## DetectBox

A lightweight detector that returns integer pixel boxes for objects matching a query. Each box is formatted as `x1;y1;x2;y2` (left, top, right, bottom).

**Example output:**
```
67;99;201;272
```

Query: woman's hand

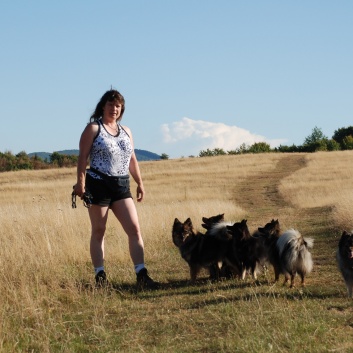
136;184;145;202
73;183;85;198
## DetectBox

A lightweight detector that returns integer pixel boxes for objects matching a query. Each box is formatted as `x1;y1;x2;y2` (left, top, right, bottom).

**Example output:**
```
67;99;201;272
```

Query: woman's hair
90;89;125;122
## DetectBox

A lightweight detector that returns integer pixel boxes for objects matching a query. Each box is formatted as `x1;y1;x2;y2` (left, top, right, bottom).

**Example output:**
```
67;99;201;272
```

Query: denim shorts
85;173;132;207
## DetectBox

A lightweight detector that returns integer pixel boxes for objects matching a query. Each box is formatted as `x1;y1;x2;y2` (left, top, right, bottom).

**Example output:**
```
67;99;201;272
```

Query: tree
326;139;341;151
212;148;226;156
302;127;329;152
228;143;249;155
199;148;215;157
332;126;353;146
275;144;300;153
199;148;227;157
160;153;169;160
342;135;353;150
303;126;327;145
248;142;271;153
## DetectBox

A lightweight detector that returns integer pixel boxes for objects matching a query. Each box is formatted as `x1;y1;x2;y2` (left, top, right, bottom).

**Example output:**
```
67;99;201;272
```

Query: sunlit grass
1;152;353;352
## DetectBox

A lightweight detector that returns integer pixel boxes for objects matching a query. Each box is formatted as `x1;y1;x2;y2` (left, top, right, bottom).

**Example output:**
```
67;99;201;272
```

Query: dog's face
201;213;225;230
172;218;194;248
339;231;353;259
226;219;250;240
258;219;281;238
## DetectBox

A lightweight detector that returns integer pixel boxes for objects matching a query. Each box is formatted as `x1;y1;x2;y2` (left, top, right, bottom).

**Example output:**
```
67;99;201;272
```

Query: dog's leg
273;265;280;282
300;273;306;287
283;274;290;286
242;269;247;280
290;273;296;288
189;265;198;283
251;263;258;280
209;263;220;281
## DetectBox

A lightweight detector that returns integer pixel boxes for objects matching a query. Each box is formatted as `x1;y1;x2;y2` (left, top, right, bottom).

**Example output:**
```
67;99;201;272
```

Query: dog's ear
341;230;351;239
185;218;193;226
174;218;180;225
339;231;353;249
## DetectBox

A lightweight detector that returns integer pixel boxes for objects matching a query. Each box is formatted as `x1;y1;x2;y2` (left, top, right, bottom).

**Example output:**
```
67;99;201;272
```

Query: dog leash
71;186;93;209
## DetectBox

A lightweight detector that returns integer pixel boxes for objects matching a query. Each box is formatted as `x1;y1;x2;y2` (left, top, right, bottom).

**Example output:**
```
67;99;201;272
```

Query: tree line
1;126;352;170
198;126;353;157
0;151;78;172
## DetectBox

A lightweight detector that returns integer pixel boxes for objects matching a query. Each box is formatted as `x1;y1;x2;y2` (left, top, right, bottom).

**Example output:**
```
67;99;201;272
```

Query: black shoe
95;270;108;288
136;268;159;291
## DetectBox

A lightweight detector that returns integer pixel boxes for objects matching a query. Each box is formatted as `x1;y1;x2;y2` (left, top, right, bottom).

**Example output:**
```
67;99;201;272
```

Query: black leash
71;187;93;209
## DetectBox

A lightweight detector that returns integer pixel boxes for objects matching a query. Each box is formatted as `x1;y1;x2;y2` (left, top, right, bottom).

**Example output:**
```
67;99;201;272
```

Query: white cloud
161;117;286;154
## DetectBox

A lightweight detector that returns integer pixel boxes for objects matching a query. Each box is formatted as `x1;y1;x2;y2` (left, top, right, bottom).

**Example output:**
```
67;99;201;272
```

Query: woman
74;89;158;290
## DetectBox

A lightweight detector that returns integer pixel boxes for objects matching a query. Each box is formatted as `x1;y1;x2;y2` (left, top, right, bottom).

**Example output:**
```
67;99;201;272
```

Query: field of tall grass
1;151;353;352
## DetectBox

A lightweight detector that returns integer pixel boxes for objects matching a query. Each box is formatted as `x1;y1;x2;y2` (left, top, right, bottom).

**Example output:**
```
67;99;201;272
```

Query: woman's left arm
124;126;145;202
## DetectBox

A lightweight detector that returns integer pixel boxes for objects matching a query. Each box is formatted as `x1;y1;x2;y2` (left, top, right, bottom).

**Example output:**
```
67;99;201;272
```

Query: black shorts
85;173;132;207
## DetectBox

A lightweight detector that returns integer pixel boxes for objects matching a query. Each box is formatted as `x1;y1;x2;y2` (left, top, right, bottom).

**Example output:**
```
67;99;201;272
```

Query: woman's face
103;100;122;119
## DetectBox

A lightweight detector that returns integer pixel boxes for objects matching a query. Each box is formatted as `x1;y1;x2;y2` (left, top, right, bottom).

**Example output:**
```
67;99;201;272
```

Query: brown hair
90;89;125;122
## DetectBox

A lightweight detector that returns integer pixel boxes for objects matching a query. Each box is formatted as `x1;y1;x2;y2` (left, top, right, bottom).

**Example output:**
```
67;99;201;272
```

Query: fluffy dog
172;217;248;282
276;229;313;287
201;213;225;231
201;213;241;278
337;230;353;297
256;219;282;282
227;220;269;280
172;217;230;282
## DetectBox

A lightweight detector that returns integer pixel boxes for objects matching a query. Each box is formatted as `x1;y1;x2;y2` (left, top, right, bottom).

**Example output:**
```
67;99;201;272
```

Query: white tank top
87;120;133;179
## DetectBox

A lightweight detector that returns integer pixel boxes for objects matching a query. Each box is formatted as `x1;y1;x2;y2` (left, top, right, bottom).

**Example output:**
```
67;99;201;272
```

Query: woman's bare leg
88;205;109;268
110;198;144;266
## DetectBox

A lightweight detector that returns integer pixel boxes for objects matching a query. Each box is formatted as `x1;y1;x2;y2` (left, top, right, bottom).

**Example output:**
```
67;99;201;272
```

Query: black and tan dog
256;219;282;282
172;217;248;282
337;230;353;297
201;213;240;279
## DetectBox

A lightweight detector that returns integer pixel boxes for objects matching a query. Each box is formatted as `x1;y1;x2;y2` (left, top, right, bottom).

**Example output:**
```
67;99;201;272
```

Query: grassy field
1;151;353;352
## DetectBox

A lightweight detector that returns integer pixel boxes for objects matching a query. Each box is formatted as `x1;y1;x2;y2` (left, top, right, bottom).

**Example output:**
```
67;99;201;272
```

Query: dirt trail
235;154;333;241
233;154;336;268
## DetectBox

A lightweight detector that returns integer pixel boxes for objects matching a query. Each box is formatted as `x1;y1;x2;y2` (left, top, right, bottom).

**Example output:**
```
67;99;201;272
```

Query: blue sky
1;1;352;158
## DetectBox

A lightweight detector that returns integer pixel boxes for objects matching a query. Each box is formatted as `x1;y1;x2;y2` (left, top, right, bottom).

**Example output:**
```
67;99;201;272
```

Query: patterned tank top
87;119;133;179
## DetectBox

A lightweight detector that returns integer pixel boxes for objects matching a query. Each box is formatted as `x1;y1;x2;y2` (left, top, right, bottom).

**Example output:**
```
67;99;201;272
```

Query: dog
337;230;353;297
227;220;271;280
172;217;230;282
276;229;313;287
172;217;248;282
201;213;225;231
201;213;241;278
255;219;282;282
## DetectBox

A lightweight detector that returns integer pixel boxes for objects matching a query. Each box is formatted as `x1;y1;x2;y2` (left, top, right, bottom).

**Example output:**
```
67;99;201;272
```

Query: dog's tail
207;221;233;239
277;229;314;274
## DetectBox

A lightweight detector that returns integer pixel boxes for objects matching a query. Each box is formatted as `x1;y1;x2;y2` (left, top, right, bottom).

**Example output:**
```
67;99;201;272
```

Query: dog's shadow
73;276;252;297
73;277;344;303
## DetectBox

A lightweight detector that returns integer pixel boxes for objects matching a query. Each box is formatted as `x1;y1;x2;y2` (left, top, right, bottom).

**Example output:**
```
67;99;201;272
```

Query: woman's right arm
74;123;98;197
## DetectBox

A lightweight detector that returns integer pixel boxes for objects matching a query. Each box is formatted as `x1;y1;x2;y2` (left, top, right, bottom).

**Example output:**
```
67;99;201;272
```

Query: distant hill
28;149;161;162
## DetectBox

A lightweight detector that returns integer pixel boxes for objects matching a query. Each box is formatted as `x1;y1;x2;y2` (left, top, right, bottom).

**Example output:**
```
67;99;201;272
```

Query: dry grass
1;152;353;352
278;151;353;230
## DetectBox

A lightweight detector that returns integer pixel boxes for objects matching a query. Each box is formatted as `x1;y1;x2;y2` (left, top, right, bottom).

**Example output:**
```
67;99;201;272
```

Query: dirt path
233;154;306;218
233;153;337;277
233;154;332;233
